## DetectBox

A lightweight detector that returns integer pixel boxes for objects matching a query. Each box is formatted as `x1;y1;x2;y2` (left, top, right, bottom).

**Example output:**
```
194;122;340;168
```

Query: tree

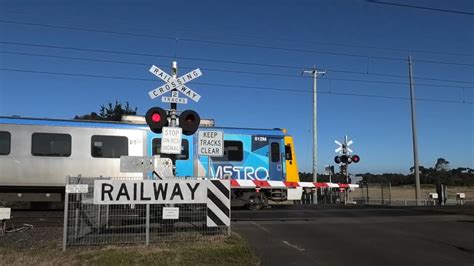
74;101;137;121
435;158;450;171
409;165;427;174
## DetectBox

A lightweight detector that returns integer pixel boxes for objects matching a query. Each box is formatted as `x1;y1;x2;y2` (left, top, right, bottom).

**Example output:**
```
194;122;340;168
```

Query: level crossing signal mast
334;136;360;181
144;61;203;177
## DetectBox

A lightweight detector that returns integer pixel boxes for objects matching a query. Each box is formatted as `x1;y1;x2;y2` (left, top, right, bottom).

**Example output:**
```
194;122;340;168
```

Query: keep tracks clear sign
198;130;224;157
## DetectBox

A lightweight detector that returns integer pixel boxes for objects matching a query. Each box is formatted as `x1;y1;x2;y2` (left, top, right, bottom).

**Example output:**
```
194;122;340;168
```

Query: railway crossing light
335;155;360;164
179;110;200;135
145;107;168;133
340;155;349;164
342;155;361;164
146;107;201;135
351;154;360;163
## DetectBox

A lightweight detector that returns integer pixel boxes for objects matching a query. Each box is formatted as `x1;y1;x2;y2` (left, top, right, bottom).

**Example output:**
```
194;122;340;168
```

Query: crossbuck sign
148;65;202;103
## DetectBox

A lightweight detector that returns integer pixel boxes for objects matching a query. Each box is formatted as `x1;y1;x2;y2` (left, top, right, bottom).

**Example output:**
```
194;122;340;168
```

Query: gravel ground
1;226;63;249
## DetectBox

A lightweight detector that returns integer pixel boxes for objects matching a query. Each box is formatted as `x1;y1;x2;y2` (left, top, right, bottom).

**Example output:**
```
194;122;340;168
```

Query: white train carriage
0;117;147;206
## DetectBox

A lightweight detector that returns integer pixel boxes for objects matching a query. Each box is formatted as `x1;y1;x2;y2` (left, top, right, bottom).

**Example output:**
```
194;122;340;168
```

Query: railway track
6;210;64;228
5;205;473;227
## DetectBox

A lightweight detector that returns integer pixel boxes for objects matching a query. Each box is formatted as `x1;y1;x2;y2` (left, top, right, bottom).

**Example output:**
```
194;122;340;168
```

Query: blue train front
146;127;299;182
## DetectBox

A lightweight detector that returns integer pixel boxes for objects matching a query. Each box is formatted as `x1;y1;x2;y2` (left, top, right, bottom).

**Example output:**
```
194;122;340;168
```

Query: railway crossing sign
335;136;353;154
162;91;188;104
148;65;202;102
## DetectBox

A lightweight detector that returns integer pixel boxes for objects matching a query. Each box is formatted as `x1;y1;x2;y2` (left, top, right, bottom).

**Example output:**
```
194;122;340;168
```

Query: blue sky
0;0;473;174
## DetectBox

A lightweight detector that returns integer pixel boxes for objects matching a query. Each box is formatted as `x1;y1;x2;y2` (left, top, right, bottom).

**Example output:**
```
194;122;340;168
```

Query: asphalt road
232;205;474;266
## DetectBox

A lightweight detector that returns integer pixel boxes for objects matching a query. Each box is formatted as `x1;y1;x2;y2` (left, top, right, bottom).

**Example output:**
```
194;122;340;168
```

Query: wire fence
63;176;229;250
357;182;392;205
353;182;472;206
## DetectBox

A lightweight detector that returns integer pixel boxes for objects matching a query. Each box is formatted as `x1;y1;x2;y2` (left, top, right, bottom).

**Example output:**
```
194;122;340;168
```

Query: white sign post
198;130;224;178
161;127;182;154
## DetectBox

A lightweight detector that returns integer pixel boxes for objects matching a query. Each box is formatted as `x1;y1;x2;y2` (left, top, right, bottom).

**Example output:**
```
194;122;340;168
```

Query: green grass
0;234;259;266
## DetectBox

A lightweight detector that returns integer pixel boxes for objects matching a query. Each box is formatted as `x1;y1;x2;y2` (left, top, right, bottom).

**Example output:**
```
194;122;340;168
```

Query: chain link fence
63;176;229;250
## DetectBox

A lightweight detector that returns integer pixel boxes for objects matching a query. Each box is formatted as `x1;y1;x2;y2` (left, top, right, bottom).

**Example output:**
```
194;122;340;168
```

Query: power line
367;0;474;16
1;19;473;67
326;68;474;85
0;19;175;41
179;39;474;67
0;67;471;105
2;50;473;90
164;25;474;58
2;41;474;85
2;19;472;57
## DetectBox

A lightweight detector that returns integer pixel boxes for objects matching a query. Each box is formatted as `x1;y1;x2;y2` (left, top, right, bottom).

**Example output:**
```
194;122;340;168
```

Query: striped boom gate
206;179;231;227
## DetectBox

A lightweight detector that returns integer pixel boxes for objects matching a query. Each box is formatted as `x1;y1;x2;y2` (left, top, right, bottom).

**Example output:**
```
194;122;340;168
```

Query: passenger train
0;115;302;209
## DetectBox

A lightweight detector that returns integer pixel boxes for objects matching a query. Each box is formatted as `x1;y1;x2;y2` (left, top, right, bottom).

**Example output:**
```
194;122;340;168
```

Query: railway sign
161;127;182;154
335;136;353;154
161;91;188;103
148;65;202;102
65;184;89;194
162;96;188;104
93;180;207;204
0;208;11;220
162;207;180;219
198;130;224;157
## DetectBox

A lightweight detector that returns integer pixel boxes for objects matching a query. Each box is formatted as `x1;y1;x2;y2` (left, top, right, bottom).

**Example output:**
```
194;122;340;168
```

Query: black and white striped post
206;179;231;234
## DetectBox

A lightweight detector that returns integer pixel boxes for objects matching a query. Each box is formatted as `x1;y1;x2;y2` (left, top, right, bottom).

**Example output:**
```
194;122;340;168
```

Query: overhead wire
366;0;474;16
2;50;473;90
1;19;473;57
0;19;473;67
0;67;471;105
2;41;473;85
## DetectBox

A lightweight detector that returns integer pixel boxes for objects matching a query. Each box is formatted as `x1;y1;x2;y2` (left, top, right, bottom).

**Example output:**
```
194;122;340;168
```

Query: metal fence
354;182;472;206
357;182;392;205
63;176;229;250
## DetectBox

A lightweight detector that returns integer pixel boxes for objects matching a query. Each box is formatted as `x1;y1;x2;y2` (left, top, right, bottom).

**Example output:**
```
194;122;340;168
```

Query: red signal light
184;114;195;123
352;155;360;163
145;107;168;134
151;113;161;122
179;110;200;135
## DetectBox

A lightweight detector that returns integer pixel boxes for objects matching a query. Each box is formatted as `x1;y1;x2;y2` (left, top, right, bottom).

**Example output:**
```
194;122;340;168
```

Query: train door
268;138;284;181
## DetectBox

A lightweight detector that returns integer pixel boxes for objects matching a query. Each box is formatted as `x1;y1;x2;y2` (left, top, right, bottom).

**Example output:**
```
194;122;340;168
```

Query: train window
285;145;293;160
32;133;71;157
91;135;128;158
213;141;243;162
271;142;280;162
0;131;11;155
152;138;189;160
